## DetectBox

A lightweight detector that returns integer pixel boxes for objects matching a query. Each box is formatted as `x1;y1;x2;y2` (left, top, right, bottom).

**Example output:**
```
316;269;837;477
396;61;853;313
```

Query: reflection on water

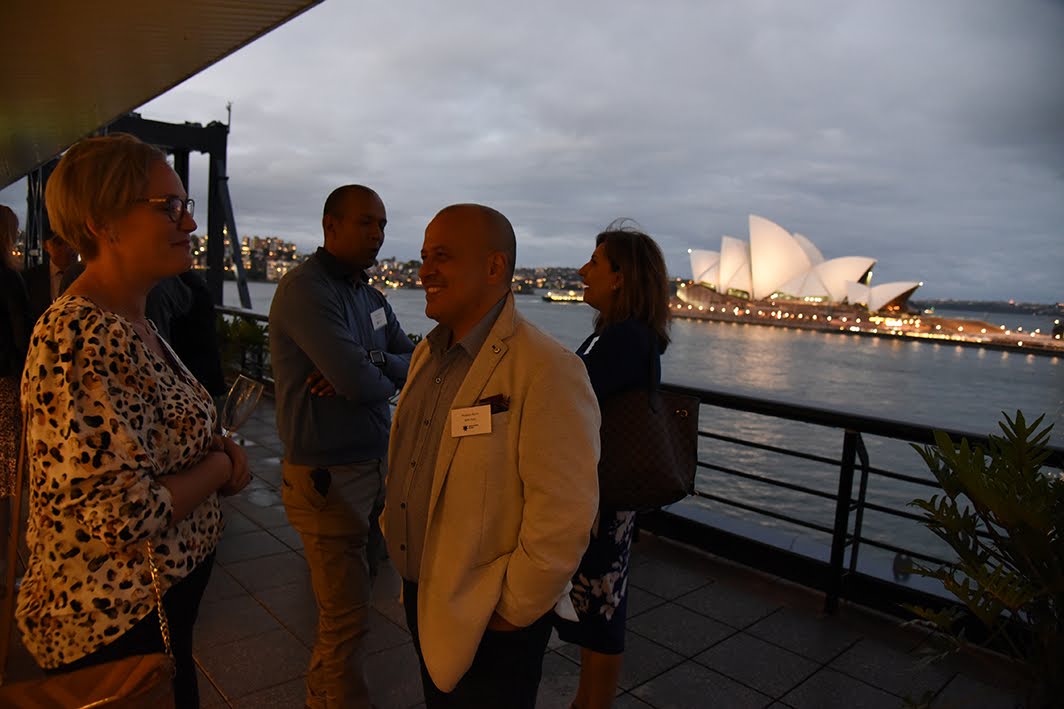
660;314;1063;443
227;283;1062;563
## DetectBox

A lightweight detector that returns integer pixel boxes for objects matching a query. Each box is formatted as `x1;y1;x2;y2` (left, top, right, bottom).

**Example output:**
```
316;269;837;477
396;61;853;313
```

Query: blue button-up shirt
269;248;415;465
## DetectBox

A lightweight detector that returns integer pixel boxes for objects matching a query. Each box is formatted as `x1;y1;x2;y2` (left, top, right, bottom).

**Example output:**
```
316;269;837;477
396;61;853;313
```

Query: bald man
382;204;600;707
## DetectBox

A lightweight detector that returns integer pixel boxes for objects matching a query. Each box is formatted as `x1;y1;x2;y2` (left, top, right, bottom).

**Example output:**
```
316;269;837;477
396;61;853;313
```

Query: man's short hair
323;185;379;220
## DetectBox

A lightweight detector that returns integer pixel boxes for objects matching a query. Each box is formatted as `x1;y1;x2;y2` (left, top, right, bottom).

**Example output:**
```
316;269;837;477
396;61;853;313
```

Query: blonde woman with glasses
16;133;250;707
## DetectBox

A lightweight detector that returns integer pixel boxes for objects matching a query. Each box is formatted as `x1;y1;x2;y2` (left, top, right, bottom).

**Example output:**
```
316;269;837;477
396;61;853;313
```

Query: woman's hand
211;435;251;496
159;440;246;526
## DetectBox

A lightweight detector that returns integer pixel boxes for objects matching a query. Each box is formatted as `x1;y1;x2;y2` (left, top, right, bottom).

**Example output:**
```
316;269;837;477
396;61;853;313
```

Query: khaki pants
282;459;386;709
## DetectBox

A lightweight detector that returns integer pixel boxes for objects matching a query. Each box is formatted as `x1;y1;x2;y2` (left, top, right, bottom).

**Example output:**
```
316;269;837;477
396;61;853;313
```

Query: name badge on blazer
451;405;492;437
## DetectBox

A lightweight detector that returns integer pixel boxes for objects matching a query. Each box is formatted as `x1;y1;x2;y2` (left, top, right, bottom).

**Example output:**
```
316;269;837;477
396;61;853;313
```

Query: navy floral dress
555;319;659;654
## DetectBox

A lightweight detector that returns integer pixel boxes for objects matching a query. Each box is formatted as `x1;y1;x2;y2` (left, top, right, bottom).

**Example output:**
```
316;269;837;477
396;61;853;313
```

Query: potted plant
908;411;1063;707
216;314;270;381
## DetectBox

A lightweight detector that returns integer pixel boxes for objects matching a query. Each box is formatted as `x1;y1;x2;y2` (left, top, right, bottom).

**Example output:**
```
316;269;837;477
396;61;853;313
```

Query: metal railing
652;382;1064;616
209;305;1063;618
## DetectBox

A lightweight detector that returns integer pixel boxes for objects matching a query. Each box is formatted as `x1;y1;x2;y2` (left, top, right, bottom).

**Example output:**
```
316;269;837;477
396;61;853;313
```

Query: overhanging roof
0;0;323;189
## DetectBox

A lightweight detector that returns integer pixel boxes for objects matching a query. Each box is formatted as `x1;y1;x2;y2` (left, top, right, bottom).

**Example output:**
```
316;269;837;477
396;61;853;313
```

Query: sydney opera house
686;215;922;313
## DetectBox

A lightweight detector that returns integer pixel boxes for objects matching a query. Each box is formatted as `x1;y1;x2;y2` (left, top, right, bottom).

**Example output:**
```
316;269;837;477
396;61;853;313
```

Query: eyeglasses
135;196;195;223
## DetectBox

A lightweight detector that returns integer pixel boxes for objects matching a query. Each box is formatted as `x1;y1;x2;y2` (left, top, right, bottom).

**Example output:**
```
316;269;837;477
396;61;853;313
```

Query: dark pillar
23;159;58;269
204;122;229;306
173;149;190;191
206;154;226;306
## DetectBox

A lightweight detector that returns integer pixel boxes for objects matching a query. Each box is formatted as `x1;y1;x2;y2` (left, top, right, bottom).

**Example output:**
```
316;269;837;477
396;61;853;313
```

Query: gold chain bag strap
144;539;176;676
69;540;176;709
0;410;177;708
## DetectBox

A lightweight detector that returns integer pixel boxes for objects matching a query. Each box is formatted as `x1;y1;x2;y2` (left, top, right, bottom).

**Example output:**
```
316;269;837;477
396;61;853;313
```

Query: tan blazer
383;294;600;691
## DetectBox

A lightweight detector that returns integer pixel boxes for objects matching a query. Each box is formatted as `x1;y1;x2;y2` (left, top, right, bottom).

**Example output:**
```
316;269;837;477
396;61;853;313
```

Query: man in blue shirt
269;184;415;709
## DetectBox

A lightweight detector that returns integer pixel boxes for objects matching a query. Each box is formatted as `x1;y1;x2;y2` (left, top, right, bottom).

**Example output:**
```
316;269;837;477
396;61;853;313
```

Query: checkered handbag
596;381;699;512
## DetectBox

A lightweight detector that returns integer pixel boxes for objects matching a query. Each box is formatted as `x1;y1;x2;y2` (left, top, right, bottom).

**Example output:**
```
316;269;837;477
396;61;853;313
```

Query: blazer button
400;544;406;551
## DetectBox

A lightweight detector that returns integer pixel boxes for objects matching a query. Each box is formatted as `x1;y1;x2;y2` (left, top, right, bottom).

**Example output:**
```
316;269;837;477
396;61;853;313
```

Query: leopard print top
16;296;223;668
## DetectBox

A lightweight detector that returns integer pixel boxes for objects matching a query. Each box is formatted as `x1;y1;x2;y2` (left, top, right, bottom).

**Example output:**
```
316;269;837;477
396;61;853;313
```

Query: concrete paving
5;399;1032;708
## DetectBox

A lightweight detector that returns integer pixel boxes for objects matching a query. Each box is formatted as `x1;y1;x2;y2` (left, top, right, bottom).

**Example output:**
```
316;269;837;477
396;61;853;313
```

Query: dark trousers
46;553;215;709
402;579;553;709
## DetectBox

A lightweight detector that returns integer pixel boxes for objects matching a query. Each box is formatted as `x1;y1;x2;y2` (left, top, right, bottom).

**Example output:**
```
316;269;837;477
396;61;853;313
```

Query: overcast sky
3;0;1062;301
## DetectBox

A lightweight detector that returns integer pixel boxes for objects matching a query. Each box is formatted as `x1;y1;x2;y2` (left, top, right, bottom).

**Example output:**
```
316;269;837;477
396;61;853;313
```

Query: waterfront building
266;259;297;282
689;215;922;313
190;233;305;280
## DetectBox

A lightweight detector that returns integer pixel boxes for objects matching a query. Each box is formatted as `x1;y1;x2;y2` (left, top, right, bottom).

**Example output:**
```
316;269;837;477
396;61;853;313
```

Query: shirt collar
427;293;508;360
314;246;368;284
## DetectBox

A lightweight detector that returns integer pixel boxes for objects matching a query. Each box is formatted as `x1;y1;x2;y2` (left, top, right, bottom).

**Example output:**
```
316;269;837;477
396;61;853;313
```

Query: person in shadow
24;219;78;324
0;204;31;598
169;269;227;398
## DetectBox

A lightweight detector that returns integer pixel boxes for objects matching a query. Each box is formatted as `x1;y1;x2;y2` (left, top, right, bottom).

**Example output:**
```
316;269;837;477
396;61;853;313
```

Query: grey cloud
3;0;1060;302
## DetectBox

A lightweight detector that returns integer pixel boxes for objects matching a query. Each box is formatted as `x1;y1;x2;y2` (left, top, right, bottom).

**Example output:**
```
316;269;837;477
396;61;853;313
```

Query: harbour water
225;281;1063;567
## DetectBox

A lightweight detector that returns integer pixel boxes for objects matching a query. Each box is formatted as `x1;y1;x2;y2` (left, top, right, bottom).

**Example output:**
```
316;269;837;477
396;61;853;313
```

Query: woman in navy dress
556;221;671;709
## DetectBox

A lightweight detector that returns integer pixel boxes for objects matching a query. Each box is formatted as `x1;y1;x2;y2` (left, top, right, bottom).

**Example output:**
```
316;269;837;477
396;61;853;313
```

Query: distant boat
543;290;584;303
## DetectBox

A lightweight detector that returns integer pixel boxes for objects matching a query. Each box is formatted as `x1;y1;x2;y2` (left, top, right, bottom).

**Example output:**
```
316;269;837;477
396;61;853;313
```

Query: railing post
825;429;858;613
848;434;871;575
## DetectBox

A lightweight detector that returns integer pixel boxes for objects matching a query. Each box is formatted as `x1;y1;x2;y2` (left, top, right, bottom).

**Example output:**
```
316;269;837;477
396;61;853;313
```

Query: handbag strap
144;541;175;676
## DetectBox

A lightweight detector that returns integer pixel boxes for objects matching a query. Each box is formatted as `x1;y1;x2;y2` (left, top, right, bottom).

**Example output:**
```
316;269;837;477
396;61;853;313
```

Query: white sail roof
777;270;829;299
687;215;920;311
748;215;813;300
792;232;825;266
719;236;752;294
688;249;720;288
815;256;875;302
867;282;922;312
846;281;870;306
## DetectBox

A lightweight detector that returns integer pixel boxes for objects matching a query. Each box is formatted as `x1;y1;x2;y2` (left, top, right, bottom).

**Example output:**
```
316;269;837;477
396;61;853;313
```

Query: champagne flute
220;374;265;438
